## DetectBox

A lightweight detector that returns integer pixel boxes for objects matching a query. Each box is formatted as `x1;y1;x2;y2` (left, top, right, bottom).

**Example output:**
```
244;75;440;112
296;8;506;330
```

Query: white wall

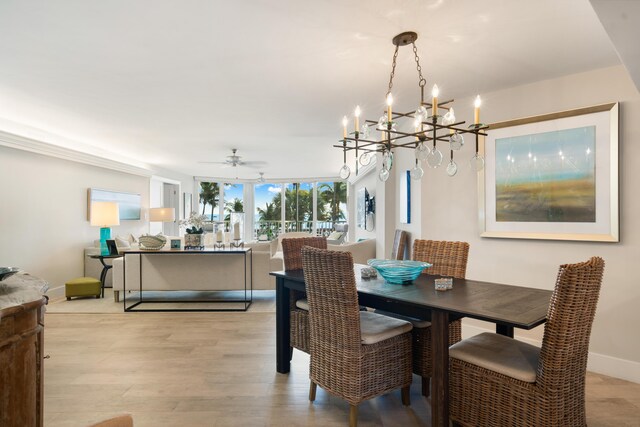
420;65;640;382
149;178;164;234
0;146;149;293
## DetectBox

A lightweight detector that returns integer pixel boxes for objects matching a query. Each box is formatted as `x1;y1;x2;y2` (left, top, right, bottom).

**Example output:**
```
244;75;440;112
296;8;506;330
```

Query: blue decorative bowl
367;259;431;285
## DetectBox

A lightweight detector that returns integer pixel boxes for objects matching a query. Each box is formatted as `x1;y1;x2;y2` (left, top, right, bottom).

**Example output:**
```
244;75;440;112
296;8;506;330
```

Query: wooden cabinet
0;296;47;427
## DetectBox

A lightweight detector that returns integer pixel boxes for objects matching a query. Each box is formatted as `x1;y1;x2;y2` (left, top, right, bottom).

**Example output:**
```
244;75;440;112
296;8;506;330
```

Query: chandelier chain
412;42;426;88
386;45;399;97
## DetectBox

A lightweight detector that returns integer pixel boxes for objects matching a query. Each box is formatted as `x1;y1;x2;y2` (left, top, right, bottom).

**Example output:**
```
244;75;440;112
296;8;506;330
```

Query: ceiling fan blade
197;161;227;165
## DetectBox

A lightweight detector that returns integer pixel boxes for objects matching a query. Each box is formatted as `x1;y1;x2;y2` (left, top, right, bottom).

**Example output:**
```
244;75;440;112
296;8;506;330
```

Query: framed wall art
87;188;141;221
357;187;368;229
400;170;411;224
183;192;192;218
478;102;619;242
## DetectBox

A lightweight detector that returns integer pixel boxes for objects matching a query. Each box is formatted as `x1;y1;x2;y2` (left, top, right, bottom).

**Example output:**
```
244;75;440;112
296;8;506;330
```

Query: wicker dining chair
449;256;605;427
301;247;413;427
281;236;327;354
412;239;470;397
391;229;409;260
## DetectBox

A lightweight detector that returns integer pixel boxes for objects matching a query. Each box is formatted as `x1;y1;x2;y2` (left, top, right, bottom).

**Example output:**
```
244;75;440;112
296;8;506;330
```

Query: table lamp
90;201;120;255
149;207;176;223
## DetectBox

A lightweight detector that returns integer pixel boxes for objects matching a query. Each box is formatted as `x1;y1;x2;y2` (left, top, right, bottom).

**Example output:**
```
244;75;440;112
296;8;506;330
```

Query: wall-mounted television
87;188;142;221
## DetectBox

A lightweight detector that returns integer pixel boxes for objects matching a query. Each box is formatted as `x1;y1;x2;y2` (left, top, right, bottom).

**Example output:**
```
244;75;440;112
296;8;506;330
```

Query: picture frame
170;239;181;250
478;102;619;242
357;187;368;229
106;239;119;255
400;170;411;224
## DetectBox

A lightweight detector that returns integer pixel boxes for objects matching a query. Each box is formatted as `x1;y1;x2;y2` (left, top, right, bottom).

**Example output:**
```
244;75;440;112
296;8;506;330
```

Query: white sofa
110;238;276;302
270;232;376;268
328;238;376;265
91;233;376;302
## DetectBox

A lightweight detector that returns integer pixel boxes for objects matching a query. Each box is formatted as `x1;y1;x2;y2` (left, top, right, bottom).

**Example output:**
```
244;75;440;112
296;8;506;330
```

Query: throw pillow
327;231;344;241
115;236;131;249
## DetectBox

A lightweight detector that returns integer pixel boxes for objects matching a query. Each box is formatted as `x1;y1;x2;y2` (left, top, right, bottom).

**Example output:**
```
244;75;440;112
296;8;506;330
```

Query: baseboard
47;285;65;299
586;352;640;384
462;323;640;384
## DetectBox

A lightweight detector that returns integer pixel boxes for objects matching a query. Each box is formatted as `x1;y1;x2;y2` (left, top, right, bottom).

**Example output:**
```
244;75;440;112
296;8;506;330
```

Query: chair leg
401;385;411;406
421;377;430;397
349;405;358;427
309;381;317;402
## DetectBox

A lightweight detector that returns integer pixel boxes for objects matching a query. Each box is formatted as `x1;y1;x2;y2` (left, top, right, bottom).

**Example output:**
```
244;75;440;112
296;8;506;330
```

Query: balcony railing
201;220;346;241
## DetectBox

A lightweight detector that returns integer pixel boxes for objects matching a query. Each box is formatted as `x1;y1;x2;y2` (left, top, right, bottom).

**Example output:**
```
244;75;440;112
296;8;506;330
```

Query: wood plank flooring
43;311;640;426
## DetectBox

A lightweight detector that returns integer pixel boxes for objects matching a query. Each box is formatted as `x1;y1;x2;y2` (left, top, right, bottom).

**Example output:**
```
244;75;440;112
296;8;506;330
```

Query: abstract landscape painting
495;126;596;222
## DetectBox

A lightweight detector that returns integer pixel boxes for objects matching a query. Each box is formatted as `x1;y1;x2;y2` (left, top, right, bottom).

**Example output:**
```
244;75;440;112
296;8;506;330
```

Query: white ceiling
0;0;621;180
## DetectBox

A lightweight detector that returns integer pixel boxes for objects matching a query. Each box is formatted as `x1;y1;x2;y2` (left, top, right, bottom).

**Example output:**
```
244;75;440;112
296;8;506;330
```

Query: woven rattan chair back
301;247;361;355
282;237;327;271
391;230;409;260
537;256;605;396
449;257;604;427
302;247;413;423
412;239;469;279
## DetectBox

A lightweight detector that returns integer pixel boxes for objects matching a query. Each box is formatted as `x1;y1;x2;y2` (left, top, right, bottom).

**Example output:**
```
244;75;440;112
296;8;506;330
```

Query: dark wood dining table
271;264;553;427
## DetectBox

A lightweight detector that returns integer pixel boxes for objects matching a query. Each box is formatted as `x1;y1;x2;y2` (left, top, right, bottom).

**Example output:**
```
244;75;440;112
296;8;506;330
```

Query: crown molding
0;130;153;177
193;175;343;184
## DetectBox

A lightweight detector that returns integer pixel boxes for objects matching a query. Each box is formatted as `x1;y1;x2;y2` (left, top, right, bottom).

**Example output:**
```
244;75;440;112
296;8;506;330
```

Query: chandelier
336;31;488;182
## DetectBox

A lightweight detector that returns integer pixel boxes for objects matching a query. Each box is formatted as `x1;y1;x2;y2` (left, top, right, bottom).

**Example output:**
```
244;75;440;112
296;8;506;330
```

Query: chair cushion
449;332;540;383
373;309;431;328
295;298;309;311
359;311;413;345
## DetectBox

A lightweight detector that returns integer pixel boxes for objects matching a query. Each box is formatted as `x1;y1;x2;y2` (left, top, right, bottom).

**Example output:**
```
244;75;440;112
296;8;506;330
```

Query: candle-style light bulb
342;115;348;138
355;105;361;133
474;95;482;124
414;118;421;141
431;84;439;117
386;93;393;122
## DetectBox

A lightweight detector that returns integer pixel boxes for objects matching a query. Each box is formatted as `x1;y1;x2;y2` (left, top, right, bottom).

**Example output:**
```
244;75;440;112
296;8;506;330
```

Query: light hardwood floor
44;310;640;426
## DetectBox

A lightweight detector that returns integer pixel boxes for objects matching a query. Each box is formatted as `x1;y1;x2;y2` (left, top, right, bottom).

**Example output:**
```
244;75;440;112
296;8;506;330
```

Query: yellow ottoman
65;277;102;300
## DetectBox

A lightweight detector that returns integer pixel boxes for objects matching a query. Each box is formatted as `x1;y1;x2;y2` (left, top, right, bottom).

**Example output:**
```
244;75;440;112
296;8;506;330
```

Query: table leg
98;258;110;299
496;324;514;338
276;277;291;373
431;309;450;427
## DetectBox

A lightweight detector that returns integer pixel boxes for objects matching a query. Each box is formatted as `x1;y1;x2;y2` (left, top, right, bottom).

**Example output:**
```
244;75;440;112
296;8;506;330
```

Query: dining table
271;264;553;427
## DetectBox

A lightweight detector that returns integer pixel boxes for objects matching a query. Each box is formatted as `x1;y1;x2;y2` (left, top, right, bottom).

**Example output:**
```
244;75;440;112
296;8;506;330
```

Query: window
223;183;244;232
196;179;348;241
198;182;220;223
254;182;282;240
317;181;348;236
284;182;313;233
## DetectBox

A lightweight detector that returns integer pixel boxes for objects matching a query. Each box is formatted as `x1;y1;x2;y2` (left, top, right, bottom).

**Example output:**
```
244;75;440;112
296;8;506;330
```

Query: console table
0;273;49;427
122;248;252;312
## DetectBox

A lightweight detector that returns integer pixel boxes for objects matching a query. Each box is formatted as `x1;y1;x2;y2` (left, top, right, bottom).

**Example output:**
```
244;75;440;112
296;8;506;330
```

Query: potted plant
180;212;207;249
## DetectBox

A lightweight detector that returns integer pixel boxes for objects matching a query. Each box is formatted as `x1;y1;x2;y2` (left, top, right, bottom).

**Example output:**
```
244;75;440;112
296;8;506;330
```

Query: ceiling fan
199;148;267;168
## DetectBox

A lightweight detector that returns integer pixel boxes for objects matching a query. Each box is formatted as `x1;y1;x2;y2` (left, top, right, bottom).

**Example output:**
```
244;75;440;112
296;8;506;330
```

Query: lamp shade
90;202;120;227
149;207;176;222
